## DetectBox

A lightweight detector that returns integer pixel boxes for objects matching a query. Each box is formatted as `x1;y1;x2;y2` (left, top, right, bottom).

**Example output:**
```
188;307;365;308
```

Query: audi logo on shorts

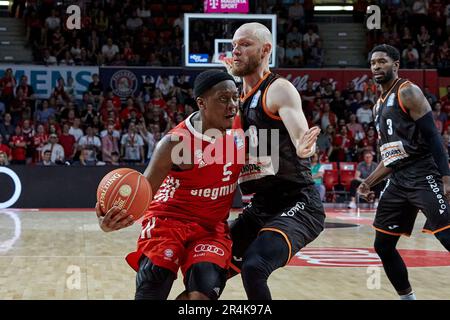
194;244;225;256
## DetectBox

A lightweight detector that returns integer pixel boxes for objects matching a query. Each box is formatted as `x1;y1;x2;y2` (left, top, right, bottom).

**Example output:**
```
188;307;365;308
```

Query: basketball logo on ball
96;168;153;221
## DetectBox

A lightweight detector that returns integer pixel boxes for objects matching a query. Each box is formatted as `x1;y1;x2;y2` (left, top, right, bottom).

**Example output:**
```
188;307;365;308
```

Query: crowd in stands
13;0;321;68
363;0;450;70
0;69;196;166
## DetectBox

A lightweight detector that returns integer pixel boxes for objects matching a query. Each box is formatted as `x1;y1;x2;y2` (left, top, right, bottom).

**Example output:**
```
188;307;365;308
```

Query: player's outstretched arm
358;161;392;201
399;83;450;199
266;78;320;158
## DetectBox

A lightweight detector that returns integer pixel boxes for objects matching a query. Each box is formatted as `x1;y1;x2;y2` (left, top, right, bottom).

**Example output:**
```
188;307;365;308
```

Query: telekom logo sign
204;0;249;13
210;0;219;9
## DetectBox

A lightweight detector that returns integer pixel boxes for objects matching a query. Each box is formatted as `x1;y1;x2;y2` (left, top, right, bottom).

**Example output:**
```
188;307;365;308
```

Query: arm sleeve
415;111;450;176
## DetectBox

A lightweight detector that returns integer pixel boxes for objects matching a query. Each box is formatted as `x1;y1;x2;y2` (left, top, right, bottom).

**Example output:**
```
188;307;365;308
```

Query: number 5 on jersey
222;162;232;182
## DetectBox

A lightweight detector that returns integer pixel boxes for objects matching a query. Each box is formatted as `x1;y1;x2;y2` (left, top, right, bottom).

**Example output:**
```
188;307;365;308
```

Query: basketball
96;168;152;221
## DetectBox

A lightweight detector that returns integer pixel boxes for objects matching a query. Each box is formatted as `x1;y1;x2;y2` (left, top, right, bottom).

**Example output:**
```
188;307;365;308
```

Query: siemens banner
0;65;99;99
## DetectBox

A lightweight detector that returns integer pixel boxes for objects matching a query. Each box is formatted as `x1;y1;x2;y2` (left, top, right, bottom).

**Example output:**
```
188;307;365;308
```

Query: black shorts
374;176;450;237
229;184;325;271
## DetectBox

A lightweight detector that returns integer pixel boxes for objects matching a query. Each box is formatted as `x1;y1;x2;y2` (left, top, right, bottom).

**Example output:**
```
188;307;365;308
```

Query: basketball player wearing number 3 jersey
357;44;450;300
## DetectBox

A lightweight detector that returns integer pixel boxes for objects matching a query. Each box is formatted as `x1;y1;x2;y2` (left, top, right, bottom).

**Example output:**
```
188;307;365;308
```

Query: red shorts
126;216;232;277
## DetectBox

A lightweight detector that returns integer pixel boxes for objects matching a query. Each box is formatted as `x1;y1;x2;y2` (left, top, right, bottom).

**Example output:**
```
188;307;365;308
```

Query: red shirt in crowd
58;133;76;160
10;135;27;161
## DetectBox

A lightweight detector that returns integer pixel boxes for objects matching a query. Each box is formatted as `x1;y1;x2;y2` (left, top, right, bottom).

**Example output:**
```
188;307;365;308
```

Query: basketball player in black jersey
223;22;326;300
358;44;450;300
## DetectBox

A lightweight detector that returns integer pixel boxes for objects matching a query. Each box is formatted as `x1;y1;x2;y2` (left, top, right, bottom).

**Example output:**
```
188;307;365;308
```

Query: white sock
399;291;416;300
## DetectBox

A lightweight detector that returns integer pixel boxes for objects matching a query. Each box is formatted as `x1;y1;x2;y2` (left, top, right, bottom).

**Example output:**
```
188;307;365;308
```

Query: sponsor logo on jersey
426;175;447;213
380;140;409;166
194;244;225;256
238;155;275;183
386;93;396;107
280;202;306;216
250;90;261;108
190;182;238;200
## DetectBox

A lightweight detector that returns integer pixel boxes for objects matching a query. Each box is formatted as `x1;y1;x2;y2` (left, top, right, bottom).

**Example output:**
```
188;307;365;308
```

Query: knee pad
135;255;175;300
185;262;227;300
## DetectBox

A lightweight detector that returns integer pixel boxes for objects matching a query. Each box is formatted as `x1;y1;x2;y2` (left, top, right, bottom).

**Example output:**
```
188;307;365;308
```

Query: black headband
193;70;236;98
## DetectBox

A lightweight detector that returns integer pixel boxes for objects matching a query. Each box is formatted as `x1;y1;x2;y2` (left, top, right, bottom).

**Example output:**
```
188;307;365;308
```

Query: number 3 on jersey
386;119;393;135
222;162;232;182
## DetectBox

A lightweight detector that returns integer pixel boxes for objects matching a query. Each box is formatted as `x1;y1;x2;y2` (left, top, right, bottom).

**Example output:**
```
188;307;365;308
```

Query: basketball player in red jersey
358;44;450;300
223;23;325;300
96;70;243;300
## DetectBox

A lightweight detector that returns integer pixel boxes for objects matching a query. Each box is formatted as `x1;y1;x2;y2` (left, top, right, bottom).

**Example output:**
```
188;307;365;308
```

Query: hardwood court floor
0;208;448;300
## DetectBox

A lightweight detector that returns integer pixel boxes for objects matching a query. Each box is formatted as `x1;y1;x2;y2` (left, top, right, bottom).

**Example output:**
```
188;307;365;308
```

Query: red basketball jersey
145;112;245;229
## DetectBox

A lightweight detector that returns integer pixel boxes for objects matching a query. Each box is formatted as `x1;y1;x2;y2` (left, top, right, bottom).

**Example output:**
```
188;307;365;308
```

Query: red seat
323;170;339;191
339;170;356;191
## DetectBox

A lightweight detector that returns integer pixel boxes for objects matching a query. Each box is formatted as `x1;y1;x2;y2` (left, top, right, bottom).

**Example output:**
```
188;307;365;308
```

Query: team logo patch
110;70;138;98
164;249;174;258
250;90;261;108
386;93;396;107
119;184;132;197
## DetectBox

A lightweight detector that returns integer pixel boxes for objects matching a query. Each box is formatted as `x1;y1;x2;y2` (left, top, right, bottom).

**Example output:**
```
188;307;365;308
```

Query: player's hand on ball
357;182;375;202
297;126;320;158
95;202;134;232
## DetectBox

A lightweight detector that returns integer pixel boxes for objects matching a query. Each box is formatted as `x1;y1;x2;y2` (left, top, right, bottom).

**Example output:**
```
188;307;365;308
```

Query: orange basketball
96;168;152;221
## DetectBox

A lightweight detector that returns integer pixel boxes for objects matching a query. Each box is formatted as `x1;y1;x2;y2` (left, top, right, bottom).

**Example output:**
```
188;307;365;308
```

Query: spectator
69;117;84;143
81;103;98;127
348;151;382;209
0;151;9;166
357;125;378;160
317;125;335;161
101;38;119;63
16;75;35;102
41;133;65;164
137;120;156;164
87;73;104;101
423;86;438;106
0;134;12;162
126;10;143;33
330;125;354;162
101;123;120;164
310;152;326;202
0;68;16;106
347;113;365;142
59;123;77;162
78;126;101;162
441;85;450;113
37;149;55;166
9;125;27;164
309;39;324;67
303;27;319;49
0;113;15;141
285;40;304;66
121;122;144;165
73;147;97;166
110;151;121;166
32;123;48;163
432;102;447;134
319;102;337;131
44;9;61;33
286;26;302;44
35;99;56;125
356;100;373;124
402;43;420;68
